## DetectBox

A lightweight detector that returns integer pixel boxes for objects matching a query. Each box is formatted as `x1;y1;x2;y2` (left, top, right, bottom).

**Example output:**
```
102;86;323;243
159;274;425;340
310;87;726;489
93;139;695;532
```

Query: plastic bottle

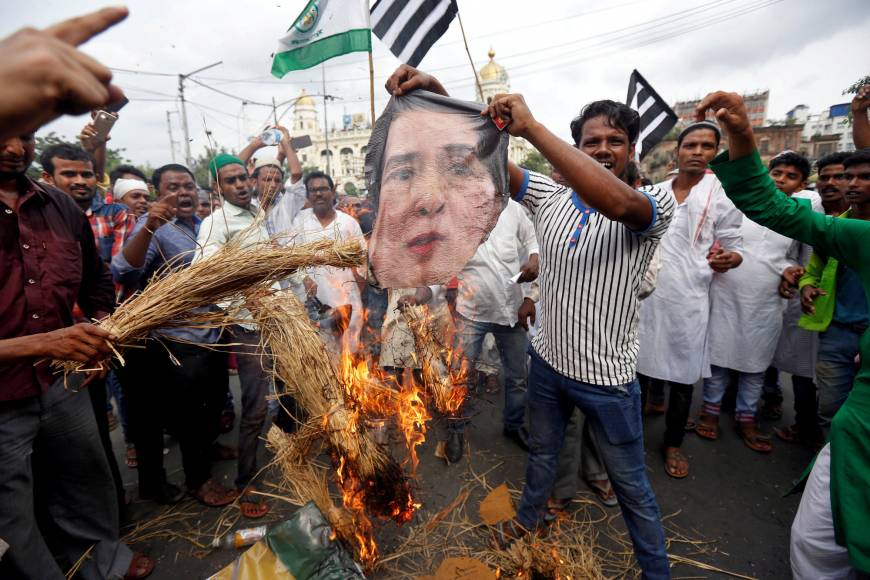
211;525;268;549
261;128;282;146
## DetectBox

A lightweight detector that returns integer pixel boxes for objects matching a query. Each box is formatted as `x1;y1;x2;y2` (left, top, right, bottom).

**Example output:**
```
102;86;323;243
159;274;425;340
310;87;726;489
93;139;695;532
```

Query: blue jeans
517;351;669;579
816;322;862;429
703;365;764;423
454;314;529;431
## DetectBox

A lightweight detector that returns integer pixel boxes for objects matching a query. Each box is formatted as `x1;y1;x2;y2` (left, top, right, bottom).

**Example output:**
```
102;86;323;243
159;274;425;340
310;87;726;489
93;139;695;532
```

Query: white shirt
290;209;366;351
637;173;743;384
456;200;539;327
193;200;273;329
707;190;822;373
772;190;823;377
265;178;307;240
518;170;676;387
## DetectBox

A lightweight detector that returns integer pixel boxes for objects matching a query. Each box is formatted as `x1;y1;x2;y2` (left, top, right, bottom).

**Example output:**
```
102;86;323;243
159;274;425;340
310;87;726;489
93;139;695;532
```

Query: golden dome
479;48;505;82
295;89;315;107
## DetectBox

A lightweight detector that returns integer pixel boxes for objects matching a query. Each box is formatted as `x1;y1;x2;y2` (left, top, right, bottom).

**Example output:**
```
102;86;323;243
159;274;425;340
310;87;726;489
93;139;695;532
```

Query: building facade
798;103;855;153
292;50;530;196
674;90;769;127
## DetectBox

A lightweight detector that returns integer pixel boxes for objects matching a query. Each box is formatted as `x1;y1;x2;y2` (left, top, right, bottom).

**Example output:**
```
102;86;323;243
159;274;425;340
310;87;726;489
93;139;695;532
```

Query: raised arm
238;133;266;166
696;91;870;269
277;125;303;183
484;94;654;230
80;119;107;183
852;84;870;150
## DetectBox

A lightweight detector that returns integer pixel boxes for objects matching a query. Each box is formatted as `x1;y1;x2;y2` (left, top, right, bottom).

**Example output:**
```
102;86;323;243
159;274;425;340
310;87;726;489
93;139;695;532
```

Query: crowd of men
0;7;868;580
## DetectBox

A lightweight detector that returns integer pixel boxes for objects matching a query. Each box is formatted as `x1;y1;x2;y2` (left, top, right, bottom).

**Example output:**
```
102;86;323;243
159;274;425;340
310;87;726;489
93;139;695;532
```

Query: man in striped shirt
386;65;675;578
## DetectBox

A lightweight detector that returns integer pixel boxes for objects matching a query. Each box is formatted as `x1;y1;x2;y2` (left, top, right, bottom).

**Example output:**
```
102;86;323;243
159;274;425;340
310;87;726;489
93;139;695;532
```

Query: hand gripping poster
364;90;509;288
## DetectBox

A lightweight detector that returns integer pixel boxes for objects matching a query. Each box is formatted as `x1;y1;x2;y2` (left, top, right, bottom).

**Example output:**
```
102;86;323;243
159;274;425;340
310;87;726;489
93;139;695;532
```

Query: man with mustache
194;154;276;519
814;152;851;216
0;133;153;579
40;143;136;265
290;171;365;352
636;121;743;479
112;163;237;509
40;141;135;512
385;65;675;578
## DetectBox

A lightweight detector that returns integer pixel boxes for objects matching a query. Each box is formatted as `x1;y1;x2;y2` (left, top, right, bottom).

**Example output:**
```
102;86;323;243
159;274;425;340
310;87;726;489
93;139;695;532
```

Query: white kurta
290;209;365;351
771;191;823;377
456;200;539;327
637;173;743;384
707;194;817;374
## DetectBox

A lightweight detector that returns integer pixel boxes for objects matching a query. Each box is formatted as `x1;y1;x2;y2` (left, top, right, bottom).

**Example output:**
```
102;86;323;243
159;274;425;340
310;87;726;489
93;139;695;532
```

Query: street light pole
177;60;223;168
165;110;178;162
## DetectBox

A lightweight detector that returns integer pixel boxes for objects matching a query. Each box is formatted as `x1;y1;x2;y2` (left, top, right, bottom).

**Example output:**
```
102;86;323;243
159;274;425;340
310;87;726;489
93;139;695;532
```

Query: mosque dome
295;89;316;107
479;48;506;82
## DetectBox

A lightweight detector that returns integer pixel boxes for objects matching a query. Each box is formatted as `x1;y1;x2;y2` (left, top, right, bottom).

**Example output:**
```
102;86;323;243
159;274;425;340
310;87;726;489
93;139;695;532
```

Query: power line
186;77;273;107
105;0;742;86
107;0;785;128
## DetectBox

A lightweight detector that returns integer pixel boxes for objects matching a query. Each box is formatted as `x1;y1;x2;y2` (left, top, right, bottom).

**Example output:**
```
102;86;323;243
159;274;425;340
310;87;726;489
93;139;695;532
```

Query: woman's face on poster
369;110;503;288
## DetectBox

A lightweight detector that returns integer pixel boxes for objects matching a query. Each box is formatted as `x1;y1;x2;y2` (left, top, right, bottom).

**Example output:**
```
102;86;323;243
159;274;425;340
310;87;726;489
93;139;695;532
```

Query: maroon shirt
0;177;115;401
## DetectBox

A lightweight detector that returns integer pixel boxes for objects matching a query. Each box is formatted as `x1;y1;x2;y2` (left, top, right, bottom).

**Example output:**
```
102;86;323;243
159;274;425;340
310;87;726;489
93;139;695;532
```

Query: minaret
292;89;318;133
477;48;509;103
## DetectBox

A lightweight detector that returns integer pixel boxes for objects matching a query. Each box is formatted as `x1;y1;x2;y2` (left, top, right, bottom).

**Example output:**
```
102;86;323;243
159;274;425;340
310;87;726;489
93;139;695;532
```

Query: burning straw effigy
249;290;418;570
54;236;367;374
401;304;467;417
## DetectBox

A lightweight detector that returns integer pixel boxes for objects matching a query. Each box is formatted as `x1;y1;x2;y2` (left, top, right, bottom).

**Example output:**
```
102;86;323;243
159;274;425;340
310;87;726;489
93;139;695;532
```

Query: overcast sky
4;0;867;168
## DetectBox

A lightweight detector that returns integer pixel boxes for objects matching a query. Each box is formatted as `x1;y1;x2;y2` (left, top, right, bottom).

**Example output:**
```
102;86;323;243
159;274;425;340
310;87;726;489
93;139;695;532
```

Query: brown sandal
190;478;238;507
239;489;270;518
737;422;772;453
544;497;569;522
586;478;618;507
663;447;689;479
694;414;719;440
124;552;154;579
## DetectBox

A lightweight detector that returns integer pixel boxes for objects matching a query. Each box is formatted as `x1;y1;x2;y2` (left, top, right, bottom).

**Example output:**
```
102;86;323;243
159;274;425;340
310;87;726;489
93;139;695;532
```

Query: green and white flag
272;0;371;77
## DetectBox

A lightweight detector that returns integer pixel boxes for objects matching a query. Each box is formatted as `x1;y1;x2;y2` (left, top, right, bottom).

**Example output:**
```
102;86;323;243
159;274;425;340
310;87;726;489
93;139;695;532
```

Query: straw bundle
248;291;387;478
56;237;365;373
265;425;354;535
402;305;467;416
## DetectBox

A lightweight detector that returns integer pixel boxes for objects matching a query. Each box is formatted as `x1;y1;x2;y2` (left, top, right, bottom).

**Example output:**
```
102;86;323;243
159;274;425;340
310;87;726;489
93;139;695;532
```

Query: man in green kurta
695;90;870;577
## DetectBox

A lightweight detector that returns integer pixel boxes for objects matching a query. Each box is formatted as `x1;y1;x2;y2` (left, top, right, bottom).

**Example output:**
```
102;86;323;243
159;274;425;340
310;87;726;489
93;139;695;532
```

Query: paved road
113;373;812;579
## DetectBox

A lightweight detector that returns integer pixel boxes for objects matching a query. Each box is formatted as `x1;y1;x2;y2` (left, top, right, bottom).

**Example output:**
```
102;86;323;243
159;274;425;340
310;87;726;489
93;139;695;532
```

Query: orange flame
396;373;430;475
335;454;379;568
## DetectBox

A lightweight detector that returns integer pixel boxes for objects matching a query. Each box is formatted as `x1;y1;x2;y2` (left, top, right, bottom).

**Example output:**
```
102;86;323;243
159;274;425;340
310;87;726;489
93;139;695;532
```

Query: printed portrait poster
364;90;510;288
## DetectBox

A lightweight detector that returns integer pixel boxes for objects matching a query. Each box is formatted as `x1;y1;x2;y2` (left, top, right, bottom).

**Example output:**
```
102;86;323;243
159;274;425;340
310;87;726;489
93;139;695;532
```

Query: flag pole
455;2;482;101
367;1;376;125
321;64;331;175
368;50;376;124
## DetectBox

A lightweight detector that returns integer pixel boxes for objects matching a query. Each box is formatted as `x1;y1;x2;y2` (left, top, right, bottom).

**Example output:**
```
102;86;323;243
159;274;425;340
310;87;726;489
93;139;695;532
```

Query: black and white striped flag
626;69;677;160
371;0;458;67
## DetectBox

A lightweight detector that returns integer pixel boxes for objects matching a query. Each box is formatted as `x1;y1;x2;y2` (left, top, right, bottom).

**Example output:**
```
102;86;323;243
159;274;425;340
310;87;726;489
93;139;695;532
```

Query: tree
344;182;358;196
841;75;869;126
27;131;132;180
189;145;231;187
843;75;870;96
519;150;551;175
